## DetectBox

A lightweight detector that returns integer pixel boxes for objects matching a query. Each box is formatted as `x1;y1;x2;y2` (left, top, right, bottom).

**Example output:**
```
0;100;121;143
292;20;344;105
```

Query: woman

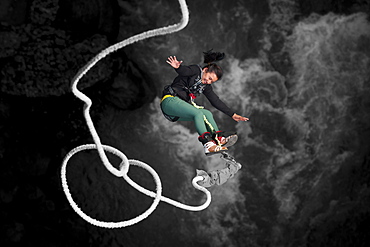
160;50;249;155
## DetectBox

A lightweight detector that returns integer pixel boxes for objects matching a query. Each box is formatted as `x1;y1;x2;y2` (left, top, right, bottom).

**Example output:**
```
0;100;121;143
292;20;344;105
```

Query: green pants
161;96;219;135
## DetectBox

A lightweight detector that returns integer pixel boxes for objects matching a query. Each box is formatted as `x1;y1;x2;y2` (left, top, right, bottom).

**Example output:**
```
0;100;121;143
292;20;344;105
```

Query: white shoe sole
222;135;238;148
205;150;225;156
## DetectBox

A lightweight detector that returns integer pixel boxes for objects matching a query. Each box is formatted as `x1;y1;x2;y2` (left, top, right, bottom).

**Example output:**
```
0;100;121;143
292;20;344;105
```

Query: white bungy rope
61;0;212;229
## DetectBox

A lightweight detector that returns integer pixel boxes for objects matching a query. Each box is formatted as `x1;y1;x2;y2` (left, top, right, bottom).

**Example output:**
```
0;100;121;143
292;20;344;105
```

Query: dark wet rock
55;0;120;41
299;0;370;16
0;0;118;97
103;60;157;110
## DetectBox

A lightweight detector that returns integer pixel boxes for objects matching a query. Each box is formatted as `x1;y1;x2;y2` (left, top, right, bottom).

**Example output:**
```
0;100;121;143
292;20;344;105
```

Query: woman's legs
161;97;219;135
200;108;219;133
161;96;230;155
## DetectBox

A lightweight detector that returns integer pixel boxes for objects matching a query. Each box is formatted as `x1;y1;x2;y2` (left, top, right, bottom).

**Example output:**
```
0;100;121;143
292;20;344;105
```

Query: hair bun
203;49;225;64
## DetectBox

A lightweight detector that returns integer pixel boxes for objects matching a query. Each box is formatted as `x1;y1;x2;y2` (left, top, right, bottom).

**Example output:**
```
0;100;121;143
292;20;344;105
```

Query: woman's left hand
166;56;183;69
232;113;249;122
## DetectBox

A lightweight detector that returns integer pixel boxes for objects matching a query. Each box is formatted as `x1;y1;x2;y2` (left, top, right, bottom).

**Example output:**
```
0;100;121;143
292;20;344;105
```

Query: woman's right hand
166;56;183;69
232;113;249;122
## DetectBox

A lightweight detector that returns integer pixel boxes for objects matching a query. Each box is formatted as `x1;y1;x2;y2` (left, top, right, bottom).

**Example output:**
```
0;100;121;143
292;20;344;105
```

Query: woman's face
201;69;218;84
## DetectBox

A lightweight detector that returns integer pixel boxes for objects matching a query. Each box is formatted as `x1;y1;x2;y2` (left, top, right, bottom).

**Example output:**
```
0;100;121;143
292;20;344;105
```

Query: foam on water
127;12;370;246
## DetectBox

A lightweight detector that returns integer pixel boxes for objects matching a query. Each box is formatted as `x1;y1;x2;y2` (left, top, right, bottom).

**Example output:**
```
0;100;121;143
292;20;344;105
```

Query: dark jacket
162;64;234;117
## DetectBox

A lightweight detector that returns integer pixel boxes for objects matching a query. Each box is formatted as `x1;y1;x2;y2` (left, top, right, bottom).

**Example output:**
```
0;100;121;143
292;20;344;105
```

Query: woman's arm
203;86;234;116
204;86;249;122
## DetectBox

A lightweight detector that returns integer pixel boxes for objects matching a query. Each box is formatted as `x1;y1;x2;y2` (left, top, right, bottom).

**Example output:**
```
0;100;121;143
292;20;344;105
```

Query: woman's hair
203;49;225;80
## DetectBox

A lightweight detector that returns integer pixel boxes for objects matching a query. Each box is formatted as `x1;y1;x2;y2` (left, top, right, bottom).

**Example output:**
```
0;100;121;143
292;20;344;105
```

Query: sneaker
214;131;238;147
204;140;227;156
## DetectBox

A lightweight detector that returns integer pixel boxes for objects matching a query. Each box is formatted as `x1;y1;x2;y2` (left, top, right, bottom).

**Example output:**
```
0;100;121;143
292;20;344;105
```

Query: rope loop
61;144;162;228
61;0;212;229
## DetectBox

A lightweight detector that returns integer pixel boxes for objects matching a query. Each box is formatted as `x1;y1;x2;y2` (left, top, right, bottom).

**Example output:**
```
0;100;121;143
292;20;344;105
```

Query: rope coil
61;0;212;228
